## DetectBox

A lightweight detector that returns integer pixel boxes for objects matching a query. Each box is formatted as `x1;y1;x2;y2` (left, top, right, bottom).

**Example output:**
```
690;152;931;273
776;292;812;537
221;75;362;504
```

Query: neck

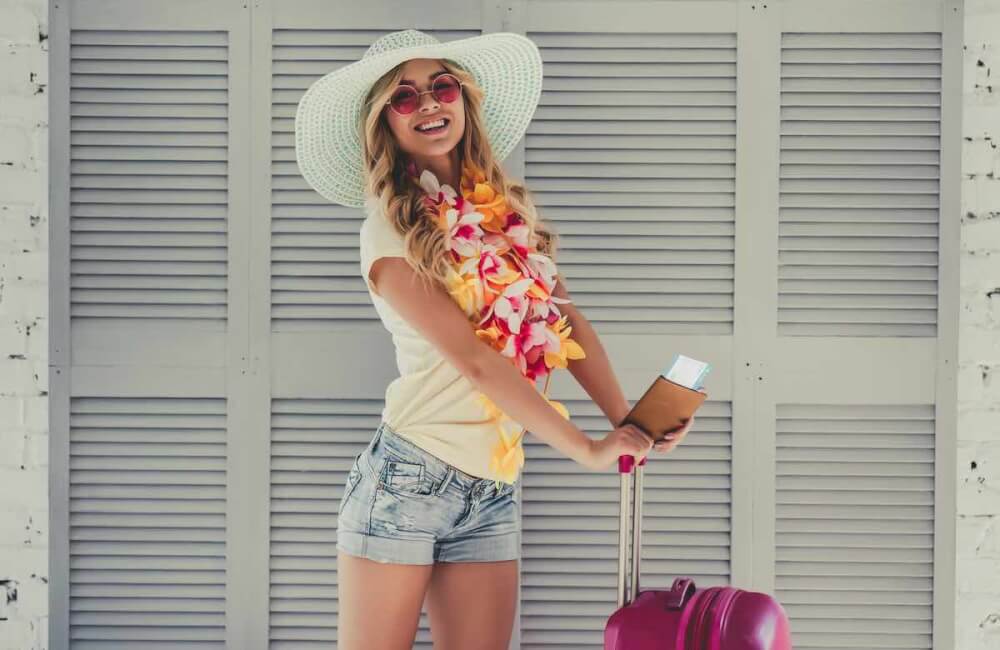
407;149;462;189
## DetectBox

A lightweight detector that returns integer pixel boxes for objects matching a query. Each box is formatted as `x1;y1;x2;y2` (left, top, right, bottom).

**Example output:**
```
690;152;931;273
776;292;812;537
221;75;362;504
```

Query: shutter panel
70;29;230;324
522;7;740;646
765;3;956;649
268;400;382;648
56;5;247;650
775;404;936;649
69;396;227;648
526;30;737;334
269;28;381;327
778;32;942;337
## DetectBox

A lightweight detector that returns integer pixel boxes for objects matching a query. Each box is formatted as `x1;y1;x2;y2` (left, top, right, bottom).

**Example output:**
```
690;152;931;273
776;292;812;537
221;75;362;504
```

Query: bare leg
426;559;519;650
337;550;434;650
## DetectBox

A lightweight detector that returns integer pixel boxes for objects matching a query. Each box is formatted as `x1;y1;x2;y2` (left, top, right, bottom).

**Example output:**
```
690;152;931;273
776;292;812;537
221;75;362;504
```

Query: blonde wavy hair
360;58;559;296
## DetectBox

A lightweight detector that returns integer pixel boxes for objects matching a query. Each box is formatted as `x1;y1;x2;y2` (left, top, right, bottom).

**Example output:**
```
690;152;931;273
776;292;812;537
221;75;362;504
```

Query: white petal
419;169;440;197
505;277;535;297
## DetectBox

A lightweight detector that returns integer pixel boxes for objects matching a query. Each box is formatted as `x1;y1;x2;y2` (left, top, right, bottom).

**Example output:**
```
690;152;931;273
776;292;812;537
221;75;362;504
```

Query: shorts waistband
373;421;514;496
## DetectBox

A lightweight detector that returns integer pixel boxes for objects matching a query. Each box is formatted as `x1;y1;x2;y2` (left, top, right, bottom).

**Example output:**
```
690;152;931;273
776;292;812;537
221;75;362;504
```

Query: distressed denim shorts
336;421;521;565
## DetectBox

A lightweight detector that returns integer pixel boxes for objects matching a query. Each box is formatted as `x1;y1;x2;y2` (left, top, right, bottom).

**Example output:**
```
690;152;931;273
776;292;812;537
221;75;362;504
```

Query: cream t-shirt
358;196;511;482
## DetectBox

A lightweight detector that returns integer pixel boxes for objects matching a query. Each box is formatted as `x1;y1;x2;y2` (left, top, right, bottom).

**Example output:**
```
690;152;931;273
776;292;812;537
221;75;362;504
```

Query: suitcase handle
664;577;696;609
616;454;647;607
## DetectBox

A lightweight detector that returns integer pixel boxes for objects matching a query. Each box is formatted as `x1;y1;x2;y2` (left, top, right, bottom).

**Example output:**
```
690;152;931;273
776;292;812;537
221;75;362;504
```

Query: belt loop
435;468;455;496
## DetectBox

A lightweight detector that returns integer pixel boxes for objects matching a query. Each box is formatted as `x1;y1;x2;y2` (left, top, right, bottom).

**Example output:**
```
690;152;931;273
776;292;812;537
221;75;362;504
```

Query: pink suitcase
604;454;794;649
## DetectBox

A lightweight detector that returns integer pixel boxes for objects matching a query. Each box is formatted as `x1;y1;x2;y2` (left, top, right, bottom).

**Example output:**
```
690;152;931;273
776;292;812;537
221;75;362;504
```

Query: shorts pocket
339;461;364;513
380;458;436;497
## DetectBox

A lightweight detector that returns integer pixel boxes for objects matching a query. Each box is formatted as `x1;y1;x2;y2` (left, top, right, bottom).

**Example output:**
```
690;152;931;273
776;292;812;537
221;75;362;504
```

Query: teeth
416;119;446;131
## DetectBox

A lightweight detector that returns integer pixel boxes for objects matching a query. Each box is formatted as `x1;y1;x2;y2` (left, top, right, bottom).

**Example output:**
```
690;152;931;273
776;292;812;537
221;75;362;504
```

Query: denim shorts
336;421;521;565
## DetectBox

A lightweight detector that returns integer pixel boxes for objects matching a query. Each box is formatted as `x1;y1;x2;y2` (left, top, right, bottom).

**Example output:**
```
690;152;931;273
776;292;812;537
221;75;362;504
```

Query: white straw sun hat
294;29;543;208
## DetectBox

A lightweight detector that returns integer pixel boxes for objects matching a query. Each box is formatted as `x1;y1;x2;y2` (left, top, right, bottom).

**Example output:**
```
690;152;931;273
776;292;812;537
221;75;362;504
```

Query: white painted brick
0;358;37;394
14;573;47;619
0;327;28;358
0;125;33;165
0;3;38;44
957;362;1000;404
25;433;46;469
6;250;47;283
956;514;998;558
962;217;1000;251
0;43;47;96
0;209;42;242
959;326;1000;364
21;395;46;432
0;396;24;429
0;281;46;316
957;552;1000;595
0;92;48;616
0;507;31;546
961;290;1000;329
0;428;26;469
958;407;1000;442
0;621;34;650
955;596;1000;650
957;441;1000;517
961;248;1000;282
0;469;46;509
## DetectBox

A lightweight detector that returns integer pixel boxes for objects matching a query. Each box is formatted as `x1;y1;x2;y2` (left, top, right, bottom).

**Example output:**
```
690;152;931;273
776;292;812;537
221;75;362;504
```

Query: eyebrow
399;70;449;86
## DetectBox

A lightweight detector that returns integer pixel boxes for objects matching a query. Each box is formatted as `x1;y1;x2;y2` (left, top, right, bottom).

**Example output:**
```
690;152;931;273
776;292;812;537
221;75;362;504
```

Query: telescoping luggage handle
616;454;698;610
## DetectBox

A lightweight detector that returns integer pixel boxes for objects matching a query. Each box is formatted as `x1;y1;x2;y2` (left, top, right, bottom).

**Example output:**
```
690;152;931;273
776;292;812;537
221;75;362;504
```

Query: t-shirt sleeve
359;211;407;297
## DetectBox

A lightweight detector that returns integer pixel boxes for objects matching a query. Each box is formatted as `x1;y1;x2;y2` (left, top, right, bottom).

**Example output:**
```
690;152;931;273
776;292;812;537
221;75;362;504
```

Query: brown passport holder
620;375;708;441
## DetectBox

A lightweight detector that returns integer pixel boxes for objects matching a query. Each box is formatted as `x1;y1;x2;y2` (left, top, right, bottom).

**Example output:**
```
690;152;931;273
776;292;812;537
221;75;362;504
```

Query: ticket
663;354;711;390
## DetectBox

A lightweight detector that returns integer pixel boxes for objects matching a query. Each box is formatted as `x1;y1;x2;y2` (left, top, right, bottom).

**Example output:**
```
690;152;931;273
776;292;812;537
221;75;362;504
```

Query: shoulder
359;197;406;258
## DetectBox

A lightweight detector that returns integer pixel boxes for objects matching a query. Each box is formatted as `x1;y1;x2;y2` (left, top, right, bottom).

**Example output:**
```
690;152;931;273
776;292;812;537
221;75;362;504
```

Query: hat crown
364;29;442;60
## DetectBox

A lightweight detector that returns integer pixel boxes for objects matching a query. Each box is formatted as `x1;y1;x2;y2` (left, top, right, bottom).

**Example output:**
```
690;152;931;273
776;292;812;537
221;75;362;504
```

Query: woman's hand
650;414;697;454
581;423;656;471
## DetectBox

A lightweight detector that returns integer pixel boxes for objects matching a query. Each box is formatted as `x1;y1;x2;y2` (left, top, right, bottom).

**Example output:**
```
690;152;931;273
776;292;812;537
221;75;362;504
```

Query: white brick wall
0;0;49;648
0;1;997;648
958;2;1000;649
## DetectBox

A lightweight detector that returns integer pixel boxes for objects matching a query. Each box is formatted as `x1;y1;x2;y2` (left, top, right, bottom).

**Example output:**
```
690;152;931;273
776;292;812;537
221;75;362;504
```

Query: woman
294;29;697;650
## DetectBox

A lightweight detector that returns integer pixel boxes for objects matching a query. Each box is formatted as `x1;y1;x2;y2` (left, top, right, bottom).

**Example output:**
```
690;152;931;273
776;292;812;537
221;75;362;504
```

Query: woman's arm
369;257;595;465
551;273;632;428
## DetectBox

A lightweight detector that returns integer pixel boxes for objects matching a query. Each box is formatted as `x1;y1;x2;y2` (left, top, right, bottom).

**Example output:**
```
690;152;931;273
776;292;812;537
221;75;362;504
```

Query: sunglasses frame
384;73;466;116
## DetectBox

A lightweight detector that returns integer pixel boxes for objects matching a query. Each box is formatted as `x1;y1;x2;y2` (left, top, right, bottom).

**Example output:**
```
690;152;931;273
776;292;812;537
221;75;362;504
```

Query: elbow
460;346;489;385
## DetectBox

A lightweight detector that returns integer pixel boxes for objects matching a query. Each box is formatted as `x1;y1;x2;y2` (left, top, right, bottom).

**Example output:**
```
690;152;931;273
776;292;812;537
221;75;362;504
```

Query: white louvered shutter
520;7;741;648
770;21;950;650
52;2;959;649
57;5;244;648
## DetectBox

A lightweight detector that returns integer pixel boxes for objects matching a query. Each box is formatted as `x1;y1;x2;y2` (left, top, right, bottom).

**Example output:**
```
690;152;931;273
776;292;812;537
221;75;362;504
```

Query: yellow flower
489;424;525;487
545;396;570;420
544;315;587;369
445;267;481;317
476;391;507;423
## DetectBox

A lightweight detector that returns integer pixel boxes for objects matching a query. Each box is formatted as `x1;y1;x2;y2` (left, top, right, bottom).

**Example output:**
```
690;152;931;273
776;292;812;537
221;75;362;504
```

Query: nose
418;90;440;112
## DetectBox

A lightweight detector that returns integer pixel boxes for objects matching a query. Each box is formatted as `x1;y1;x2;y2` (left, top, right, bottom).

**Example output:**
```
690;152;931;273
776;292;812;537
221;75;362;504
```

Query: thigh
337;550;433;650
425;559;519;650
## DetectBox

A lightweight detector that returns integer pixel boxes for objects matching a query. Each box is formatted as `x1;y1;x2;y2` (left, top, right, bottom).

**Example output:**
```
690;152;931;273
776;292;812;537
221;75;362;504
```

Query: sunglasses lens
390;86;419;114
433;75;461;103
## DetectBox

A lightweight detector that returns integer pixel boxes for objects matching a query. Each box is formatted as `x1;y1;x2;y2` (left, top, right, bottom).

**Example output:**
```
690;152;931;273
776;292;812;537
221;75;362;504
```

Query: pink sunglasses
384;73;465;116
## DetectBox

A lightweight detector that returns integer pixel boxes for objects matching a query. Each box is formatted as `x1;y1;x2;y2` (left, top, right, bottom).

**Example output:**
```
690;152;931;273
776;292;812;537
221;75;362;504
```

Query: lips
414;117;450;132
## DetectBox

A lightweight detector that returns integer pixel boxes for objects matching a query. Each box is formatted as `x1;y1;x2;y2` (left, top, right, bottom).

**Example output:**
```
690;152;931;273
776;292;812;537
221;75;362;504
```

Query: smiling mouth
414;118;450;135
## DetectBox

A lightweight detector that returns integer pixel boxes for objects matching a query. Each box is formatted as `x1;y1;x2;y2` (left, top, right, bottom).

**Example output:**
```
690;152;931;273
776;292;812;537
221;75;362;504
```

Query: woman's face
384;58;465;160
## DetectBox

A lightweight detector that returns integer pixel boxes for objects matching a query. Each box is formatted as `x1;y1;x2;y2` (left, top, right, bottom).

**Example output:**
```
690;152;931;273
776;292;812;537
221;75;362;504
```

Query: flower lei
405;158;586;489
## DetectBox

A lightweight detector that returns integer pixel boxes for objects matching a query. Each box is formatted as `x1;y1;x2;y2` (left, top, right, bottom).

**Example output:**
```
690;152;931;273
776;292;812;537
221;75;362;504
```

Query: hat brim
294;32;543;208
